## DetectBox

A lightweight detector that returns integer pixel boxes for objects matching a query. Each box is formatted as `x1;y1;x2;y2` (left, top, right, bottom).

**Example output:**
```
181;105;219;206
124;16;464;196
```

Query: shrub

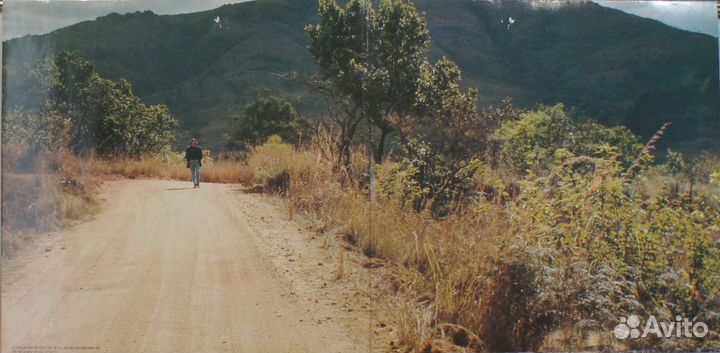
378;139;481;215
491;104;642;174
248;135;297;193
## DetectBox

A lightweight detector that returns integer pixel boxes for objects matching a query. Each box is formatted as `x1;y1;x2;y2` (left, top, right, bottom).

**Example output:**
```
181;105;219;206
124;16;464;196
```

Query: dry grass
264;141;518;351
89;157;254;184
250;138;720;352
1;171;99;258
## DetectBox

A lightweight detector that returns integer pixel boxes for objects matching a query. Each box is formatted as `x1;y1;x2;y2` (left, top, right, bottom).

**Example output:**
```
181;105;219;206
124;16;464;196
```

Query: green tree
305;0;367;169
49;51;177;158
366;0;431;161
51;51;98;153
379;59;512;215
225;94;304;151
306;0;431;164
411;58;481;160
307;0;498;210
491;104;642;174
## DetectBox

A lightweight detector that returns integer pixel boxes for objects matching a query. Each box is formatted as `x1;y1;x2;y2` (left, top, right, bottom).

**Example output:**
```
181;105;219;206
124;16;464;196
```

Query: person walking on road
185;138;203;188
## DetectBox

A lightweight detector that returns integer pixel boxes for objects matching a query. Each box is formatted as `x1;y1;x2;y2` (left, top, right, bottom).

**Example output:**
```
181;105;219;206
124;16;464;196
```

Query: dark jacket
185;146;203;166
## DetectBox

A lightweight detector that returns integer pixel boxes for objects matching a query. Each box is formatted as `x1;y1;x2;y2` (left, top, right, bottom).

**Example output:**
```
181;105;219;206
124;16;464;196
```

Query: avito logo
613;315;708;340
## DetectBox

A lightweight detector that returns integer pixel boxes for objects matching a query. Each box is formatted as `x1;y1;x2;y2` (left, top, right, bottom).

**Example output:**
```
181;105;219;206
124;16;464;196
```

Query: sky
3;0;252;39
594;0;717;37
2;0;718;40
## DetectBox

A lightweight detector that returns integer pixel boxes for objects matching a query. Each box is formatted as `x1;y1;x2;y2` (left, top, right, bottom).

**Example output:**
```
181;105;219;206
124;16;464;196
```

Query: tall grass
246;137;720;352
248;139;518;350
88;154;254;184
1;151;100;257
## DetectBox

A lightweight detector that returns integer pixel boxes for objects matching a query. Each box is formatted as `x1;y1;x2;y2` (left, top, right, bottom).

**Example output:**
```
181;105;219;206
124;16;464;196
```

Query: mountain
3;0;718;152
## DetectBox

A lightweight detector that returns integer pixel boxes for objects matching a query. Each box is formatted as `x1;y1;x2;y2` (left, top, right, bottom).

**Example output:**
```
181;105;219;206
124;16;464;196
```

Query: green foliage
2;109;71;151
306;0;492;205
665;149;687;176
306;0;368;103
415;58;477;118
381;57;495;216
370;0;431;117
303;0;368;168
366;0;432;160
378;139;481;215
307;0;440;162
491;104;572;173
2;109;72;173
407;58;483;158
379;55;475;210
225;93;305;151
504;151;720;350
48;51;177;158
491;104;642;174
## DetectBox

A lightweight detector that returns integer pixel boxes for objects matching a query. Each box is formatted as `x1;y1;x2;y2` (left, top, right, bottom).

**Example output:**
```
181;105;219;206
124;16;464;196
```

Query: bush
491;104;642;174
504;152;720;350
378;140;481;215
248;135;296;193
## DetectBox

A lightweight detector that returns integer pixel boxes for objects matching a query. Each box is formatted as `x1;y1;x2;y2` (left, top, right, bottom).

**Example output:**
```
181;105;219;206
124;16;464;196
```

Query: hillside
3;0;718;152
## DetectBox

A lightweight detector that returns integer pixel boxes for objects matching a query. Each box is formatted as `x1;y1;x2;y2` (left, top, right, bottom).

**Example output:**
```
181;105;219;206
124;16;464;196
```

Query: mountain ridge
3;0;718;152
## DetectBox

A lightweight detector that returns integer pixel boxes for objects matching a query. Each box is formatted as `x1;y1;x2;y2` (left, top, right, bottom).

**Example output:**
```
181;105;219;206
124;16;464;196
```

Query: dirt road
1;180;374;353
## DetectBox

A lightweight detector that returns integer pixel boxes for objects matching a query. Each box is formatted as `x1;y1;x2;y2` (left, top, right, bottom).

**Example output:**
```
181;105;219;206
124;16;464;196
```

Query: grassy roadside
1;172;99;257
244;138;720;352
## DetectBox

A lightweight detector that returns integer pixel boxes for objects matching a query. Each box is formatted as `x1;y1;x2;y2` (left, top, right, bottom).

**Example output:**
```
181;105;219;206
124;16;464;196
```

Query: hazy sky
594;0;717;37
2;0;718;40
3;0;253;39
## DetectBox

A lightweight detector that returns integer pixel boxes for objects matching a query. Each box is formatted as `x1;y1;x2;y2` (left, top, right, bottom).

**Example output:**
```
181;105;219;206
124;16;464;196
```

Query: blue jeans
189;160;201;186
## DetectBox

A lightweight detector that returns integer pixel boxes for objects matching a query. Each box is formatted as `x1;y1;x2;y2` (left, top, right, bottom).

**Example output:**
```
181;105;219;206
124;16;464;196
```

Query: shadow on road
165;187;194;191
228;185;263;194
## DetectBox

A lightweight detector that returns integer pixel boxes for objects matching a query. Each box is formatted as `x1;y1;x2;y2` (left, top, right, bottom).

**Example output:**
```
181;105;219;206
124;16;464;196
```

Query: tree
379;58;508;215
410;58;480;161
307;0;496;207
51;51;98;153
306;0;431;164
366;0;431;162
305;0;368;170
49;51;177;158
93;79;177;158
225;94;304;152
